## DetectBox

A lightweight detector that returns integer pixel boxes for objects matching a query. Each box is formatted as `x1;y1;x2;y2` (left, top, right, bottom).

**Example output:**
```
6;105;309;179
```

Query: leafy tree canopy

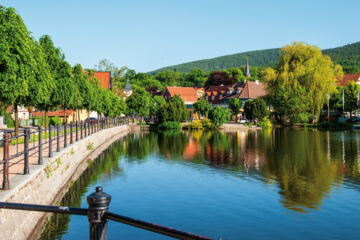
193;97;212;116
243;98;269;121
263;42;343;122
208;107;230;128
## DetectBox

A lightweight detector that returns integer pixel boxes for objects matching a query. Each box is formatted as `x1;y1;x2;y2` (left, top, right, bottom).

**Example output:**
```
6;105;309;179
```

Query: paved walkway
0;128;94;188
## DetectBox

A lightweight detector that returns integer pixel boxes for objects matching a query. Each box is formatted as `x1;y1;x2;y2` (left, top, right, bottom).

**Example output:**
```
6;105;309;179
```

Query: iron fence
0;186;213;240
1;117;129;190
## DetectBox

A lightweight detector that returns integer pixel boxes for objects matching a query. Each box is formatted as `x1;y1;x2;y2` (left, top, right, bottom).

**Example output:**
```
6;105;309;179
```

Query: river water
40;129;360;240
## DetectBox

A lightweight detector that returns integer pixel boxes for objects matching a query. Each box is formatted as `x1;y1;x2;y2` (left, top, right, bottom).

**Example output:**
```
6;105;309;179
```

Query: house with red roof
338;73;360;87
94;71;112;90
163;87;199;106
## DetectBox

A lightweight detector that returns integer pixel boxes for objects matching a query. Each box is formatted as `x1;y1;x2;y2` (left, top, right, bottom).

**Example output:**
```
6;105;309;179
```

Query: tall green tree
344;82;360;118
0;7;38;134
243;98;269;121
208;107;230;128
263;42;343;123
38;35;63;125
193;97;212;118
228;98;242;122
185;68;208;86
126;88;152;121
270;86;310;124
149;95;166;119
157;95;189;123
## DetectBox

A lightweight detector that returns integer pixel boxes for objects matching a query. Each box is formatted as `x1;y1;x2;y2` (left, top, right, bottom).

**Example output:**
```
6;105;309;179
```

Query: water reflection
125;129;360;212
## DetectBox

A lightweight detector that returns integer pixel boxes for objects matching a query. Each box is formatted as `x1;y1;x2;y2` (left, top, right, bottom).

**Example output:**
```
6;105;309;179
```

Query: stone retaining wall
0;125;129;240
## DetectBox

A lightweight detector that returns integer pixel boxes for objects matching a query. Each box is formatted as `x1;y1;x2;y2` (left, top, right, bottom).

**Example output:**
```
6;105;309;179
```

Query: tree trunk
15;104;19;135
45;110;48;127
64;107;67;124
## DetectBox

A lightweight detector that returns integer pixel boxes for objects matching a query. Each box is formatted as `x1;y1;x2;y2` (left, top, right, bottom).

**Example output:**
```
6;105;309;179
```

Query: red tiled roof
33;109;73;117
165;87;198;103
239;81;266;99
194;87;204;93
206;85;233;92
338;73;360;87
94;72;111;90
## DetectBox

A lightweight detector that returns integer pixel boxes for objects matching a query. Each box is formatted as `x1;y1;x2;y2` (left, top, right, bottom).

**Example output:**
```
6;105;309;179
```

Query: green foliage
208;107;230;128
126;88;152;117
193;98;211;116
1;111;14;128
257;117;272;129
243;98;269;121
344;82;360;116
270;86;311;124
157;121;181;130
150;41;360;74
201;119;213;129
186;120;204;130
228;98;242;116
263;42;343;124
149;95;166;117
49;116;62;126
157;95;189;123
151;48;281;73
87;142;94;150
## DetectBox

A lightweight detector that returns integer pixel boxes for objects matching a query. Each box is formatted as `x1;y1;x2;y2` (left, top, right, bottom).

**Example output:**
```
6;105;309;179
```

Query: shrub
257;117;272;129
187;120;203;130
50;116;62;126
244;98;269;120
158;121;181;130
3;112;14;128
157;95;189;123
201;119;213;129
208;107;230;128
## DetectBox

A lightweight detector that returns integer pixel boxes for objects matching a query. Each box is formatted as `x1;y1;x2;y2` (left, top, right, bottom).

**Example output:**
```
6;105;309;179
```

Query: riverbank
0;125;129;240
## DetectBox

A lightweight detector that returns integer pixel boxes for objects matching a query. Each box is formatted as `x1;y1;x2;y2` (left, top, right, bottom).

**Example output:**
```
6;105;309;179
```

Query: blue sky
3;0;360;72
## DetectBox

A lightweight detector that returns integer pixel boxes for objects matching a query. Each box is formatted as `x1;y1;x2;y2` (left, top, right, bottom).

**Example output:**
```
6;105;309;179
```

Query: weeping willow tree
262;42;343;123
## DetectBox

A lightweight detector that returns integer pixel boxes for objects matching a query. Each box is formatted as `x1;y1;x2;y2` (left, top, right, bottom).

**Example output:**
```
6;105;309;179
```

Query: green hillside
151;42;360;73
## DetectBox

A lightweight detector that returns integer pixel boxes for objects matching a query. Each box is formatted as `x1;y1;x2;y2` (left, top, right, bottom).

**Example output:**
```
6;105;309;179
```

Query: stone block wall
0;125;129;240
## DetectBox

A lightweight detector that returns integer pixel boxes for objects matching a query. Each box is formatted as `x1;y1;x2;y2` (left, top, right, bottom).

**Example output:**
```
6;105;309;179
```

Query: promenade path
0;128;89;187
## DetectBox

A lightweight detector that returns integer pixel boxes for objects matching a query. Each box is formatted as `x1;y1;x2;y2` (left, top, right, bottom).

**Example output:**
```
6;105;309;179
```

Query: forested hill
150;41;360;73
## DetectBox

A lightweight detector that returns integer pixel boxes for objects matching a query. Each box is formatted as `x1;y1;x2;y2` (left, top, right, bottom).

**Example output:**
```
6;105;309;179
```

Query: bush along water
257;117;273;129
157;121;181;130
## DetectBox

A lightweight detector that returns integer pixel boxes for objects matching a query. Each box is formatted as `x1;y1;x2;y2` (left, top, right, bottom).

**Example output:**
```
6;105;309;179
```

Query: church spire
245;57;251;77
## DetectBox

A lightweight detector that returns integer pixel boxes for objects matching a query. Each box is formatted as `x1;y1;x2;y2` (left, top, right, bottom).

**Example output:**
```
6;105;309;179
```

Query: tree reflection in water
126;129;360;213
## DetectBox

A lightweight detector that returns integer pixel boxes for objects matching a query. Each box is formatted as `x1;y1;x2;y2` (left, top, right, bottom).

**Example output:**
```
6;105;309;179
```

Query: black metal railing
0;186;213;240
0;117;129;190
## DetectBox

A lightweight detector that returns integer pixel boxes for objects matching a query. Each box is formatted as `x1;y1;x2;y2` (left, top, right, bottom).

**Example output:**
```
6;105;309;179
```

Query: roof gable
165;87;198;103
239;81;266;99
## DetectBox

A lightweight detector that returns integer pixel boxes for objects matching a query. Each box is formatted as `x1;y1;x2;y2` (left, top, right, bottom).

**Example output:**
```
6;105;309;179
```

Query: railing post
88;120;91;136
49;125;53;158
38;126;43;165
2;133;10;190
24;128;30;174
85;122;88;137
70;122;73;144
57;124;60;152
87;186;111;240
81;120;83;139
76;121;79;142
64;123;67;148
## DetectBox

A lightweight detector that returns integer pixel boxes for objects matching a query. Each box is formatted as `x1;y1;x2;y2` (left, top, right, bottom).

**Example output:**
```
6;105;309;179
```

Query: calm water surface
40;129;360;240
